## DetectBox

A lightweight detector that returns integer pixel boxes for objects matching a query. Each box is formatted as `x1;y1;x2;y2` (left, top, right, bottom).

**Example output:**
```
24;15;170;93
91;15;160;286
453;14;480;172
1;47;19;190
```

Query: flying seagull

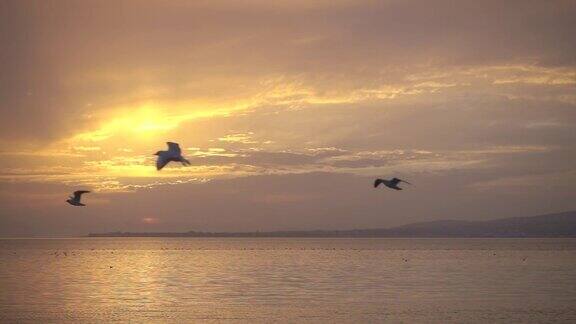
154;142;191;170
66;190;90;206
374;178;412;190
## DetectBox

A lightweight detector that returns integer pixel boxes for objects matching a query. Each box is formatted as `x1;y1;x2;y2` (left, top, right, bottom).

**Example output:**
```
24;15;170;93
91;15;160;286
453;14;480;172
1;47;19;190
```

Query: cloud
469;170;576;192
218;133;258;144
2;0;575;140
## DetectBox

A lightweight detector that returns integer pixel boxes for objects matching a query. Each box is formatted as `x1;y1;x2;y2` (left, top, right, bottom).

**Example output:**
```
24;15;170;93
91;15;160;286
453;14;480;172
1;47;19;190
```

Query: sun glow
73;105;182;142
71;100;252;144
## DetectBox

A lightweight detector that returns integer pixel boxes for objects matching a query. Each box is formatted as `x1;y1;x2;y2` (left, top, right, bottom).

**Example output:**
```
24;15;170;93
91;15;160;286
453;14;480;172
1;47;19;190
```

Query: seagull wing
374;179;383;188
73;190;90;200
166;142;181;155
156;154;169;170
180;157;191;166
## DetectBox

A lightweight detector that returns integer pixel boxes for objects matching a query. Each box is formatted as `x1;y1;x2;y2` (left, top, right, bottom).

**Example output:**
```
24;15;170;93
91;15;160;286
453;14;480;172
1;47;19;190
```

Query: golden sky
1;0;575;235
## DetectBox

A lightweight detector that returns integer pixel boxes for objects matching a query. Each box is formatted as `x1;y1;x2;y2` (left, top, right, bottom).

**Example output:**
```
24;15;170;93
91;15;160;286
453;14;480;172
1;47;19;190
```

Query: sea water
1;238;575;323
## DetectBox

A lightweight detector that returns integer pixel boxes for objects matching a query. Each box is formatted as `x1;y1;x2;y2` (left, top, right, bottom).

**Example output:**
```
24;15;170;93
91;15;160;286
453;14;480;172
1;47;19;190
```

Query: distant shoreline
87;233;576;238
88;210;576;238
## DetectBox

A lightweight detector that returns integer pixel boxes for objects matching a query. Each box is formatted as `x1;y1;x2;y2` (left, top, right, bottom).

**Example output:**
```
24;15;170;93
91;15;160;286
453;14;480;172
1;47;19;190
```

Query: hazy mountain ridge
89;211;576;238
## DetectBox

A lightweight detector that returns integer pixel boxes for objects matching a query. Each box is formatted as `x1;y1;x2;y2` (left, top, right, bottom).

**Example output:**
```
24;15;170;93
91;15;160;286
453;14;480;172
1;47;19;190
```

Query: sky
0;0;575;236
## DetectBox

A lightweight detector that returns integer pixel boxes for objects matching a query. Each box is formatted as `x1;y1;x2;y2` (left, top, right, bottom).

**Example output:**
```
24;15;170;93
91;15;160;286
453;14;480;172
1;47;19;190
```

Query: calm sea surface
1;238;575;323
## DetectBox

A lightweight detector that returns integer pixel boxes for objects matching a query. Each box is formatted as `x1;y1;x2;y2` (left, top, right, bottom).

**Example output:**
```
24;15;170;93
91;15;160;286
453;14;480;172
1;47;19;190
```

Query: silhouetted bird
66;191;90;206
374;178;412;190
154;142;191;170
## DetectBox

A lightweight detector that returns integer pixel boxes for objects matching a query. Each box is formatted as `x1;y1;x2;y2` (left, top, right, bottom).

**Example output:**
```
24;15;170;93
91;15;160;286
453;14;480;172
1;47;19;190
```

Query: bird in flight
66;190;90;206
154;142;191;170
374;178;412;190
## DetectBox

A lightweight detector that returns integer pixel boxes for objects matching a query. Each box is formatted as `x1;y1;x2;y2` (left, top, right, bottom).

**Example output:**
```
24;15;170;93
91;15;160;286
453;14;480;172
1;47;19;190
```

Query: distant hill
367;211;576;237
88;211;576;238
